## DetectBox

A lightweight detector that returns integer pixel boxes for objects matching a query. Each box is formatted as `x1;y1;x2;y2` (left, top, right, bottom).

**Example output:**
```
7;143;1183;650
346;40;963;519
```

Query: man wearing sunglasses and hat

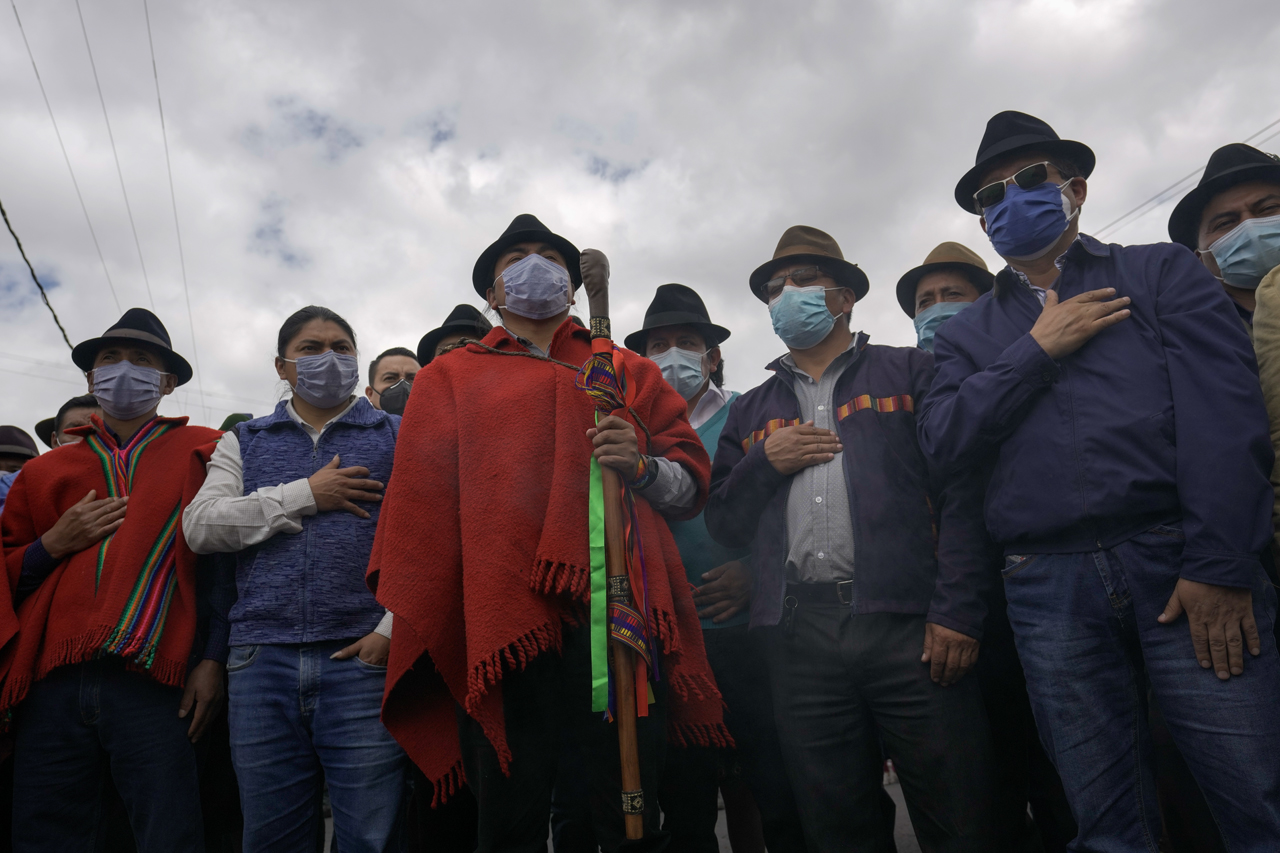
367;215;729;850
918;111;1280;850
0;308;230;851
705;226;996;850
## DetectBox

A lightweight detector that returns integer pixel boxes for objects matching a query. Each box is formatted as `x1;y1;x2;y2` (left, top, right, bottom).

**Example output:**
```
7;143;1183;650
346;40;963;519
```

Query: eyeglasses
763;266;827;300
972;161;1063;213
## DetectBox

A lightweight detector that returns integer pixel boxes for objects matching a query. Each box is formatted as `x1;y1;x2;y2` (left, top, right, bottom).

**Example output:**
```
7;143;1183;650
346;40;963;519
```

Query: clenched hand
308;455;384;519
764;421;842;476
1030;288;1131;360
586;415;640;481
921;622;979;687
1159;578;1261;680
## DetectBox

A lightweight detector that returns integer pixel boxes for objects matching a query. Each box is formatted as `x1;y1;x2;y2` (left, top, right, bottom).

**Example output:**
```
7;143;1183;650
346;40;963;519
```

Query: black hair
54;394;100;433
1049;159;1083;180
710;358;725;388
276;306;357;359
368;346;418;385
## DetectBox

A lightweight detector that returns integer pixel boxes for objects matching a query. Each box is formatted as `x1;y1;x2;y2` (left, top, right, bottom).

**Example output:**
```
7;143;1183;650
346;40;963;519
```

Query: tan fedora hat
748;225;869;303
895;242;995;318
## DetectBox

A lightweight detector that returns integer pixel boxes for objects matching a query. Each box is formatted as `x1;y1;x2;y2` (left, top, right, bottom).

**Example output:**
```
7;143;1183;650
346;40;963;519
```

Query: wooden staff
582;248;645;840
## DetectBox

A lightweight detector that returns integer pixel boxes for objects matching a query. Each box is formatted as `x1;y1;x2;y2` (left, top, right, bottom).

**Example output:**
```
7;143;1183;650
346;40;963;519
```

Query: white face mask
495;253;571;320
651;347;709;401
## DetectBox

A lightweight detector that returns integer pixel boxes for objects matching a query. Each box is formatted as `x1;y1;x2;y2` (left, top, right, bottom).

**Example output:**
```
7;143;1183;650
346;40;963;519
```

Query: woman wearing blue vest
625;285;807;853
184;305;406;852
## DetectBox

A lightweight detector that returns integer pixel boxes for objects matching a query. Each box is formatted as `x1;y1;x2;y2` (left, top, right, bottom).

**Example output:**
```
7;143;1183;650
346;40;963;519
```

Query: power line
1097;114;1280;240
0;194;74;350
74;0;154;309
9;0;120;313
143;0;207;423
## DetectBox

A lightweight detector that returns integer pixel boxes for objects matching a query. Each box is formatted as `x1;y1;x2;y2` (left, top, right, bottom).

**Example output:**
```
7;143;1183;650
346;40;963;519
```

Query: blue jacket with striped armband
917;234;1273;588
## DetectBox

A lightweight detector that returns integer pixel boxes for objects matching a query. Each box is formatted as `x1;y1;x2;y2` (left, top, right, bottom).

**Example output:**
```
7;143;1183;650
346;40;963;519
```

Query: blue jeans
12;658;204;852
1002;523;1280;852
227;641;407;853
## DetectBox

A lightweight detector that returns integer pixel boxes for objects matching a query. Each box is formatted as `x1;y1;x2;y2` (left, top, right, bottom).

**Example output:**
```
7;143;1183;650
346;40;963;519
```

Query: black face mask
377;379;413;416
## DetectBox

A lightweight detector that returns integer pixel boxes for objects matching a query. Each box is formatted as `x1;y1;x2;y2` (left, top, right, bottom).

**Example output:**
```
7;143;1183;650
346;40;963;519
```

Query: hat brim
895;262;996;318
417;321;490;366
471;229;582;299
0;444;37;459
34;417;55;449
623;316;731;353
1168;162;1280;249
749;254;870;303
71;333;193;386
953;139;1096;213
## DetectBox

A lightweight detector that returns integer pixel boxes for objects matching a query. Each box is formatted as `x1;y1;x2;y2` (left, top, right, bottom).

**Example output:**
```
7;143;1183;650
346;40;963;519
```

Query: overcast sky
1;0;1278;437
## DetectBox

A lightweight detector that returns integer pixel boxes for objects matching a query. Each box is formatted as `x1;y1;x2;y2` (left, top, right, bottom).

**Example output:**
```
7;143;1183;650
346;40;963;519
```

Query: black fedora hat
1168;143;1280;250
895;242;995;318
954;111;1095;213
471;214;582;299
34;418;56;449
624;284;731;352
0;425;38;459
748;225;870;303
417;304;494;366
71;308;193;385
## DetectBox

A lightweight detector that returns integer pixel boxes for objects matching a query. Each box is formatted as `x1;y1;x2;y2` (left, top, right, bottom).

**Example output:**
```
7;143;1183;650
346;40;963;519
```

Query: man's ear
365;386;376;402
161;374;178;397
707;346;722;372
1068;177;1088;209
486;285;501;311
979;216;989;235
85;369;95;394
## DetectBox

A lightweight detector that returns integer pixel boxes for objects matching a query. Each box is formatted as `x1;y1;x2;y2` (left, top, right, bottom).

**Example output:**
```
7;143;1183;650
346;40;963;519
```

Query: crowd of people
1;109;1279;853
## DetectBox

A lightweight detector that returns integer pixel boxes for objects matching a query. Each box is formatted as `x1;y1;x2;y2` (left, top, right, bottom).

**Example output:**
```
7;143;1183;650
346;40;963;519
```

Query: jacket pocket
226;644;261;673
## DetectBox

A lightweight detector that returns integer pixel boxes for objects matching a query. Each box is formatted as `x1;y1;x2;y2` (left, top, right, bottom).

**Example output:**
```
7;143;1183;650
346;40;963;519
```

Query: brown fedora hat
895;242;995;317
748;225;870;303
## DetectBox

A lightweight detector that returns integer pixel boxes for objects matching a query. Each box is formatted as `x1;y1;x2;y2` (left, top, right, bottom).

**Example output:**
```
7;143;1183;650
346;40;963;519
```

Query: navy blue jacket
917;235;1273;588
705;335;991;638
230;399;398;645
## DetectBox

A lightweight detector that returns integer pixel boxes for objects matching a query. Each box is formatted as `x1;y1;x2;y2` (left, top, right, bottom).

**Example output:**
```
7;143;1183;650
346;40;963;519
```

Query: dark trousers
763;605;995;853
976;598;1076;853
458;625;669;853
12;658;204;853
405;767;478;853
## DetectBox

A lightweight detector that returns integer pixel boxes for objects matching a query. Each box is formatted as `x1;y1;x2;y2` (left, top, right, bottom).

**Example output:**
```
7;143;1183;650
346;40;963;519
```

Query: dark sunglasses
764;266;827;300
973;161;1060;213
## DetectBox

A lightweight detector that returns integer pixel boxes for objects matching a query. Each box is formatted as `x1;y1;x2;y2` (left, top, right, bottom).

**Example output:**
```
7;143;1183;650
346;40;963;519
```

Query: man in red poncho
367;214;729;851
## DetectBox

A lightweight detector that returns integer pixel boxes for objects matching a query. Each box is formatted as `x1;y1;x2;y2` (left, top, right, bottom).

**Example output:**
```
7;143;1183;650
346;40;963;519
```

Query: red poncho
367;320;730;800
0;416;219;713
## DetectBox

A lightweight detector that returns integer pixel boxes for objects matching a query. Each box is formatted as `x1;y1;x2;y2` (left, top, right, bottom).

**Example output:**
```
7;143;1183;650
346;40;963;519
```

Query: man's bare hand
1030;288;1131;360
179;659;225;742
331;631;391;667
308;455;384;519
586;415;640;481
921;622;979;687
764;421;842;476
692;560;751;623
1159;578;1261;680
41;490;128;560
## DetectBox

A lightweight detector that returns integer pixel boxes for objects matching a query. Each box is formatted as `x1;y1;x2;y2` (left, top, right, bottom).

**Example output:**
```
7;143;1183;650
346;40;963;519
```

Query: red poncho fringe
0;417;219;713
367;321;731;803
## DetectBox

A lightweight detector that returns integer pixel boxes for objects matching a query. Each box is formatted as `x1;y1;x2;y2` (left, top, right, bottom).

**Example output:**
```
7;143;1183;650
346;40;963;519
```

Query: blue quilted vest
229;398;398;645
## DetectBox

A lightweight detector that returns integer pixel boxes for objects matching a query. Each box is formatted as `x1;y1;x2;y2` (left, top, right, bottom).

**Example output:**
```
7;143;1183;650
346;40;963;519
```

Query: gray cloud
1;0;1278;433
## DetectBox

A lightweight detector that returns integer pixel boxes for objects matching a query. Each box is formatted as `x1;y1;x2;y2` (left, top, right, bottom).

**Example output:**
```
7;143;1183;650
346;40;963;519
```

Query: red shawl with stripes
0;416;219;712
367;320;730;802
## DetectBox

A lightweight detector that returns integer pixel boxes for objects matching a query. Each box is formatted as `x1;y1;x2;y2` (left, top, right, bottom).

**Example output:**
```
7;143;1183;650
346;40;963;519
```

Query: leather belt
785;580;854;606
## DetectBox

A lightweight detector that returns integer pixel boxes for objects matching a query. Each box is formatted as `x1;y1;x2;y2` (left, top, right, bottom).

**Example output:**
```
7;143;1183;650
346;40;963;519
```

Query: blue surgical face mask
985;179;1079;261
651;347;708;401
913;301;972;352
769;286;842;350
1206;213;1280;289
91;360;167;420
495;253;571;320
285;350;359;409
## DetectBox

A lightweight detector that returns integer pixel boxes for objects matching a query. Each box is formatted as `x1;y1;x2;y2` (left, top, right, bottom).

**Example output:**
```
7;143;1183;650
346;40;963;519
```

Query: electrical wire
143;0;207;423
1097;115;1280;240
74;0;154;309
9;0;120;313
0;194;74;350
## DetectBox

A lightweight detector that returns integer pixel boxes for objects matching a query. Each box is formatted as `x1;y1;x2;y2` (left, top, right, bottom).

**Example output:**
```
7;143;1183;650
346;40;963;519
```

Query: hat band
775;244;842;261
97;328;173;351
0;444;36;458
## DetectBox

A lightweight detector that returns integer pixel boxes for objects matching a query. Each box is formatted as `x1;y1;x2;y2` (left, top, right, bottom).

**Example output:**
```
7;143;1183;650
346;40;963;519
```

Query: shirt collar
285;396;361;434
777;333;863;384
688;383;732;430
